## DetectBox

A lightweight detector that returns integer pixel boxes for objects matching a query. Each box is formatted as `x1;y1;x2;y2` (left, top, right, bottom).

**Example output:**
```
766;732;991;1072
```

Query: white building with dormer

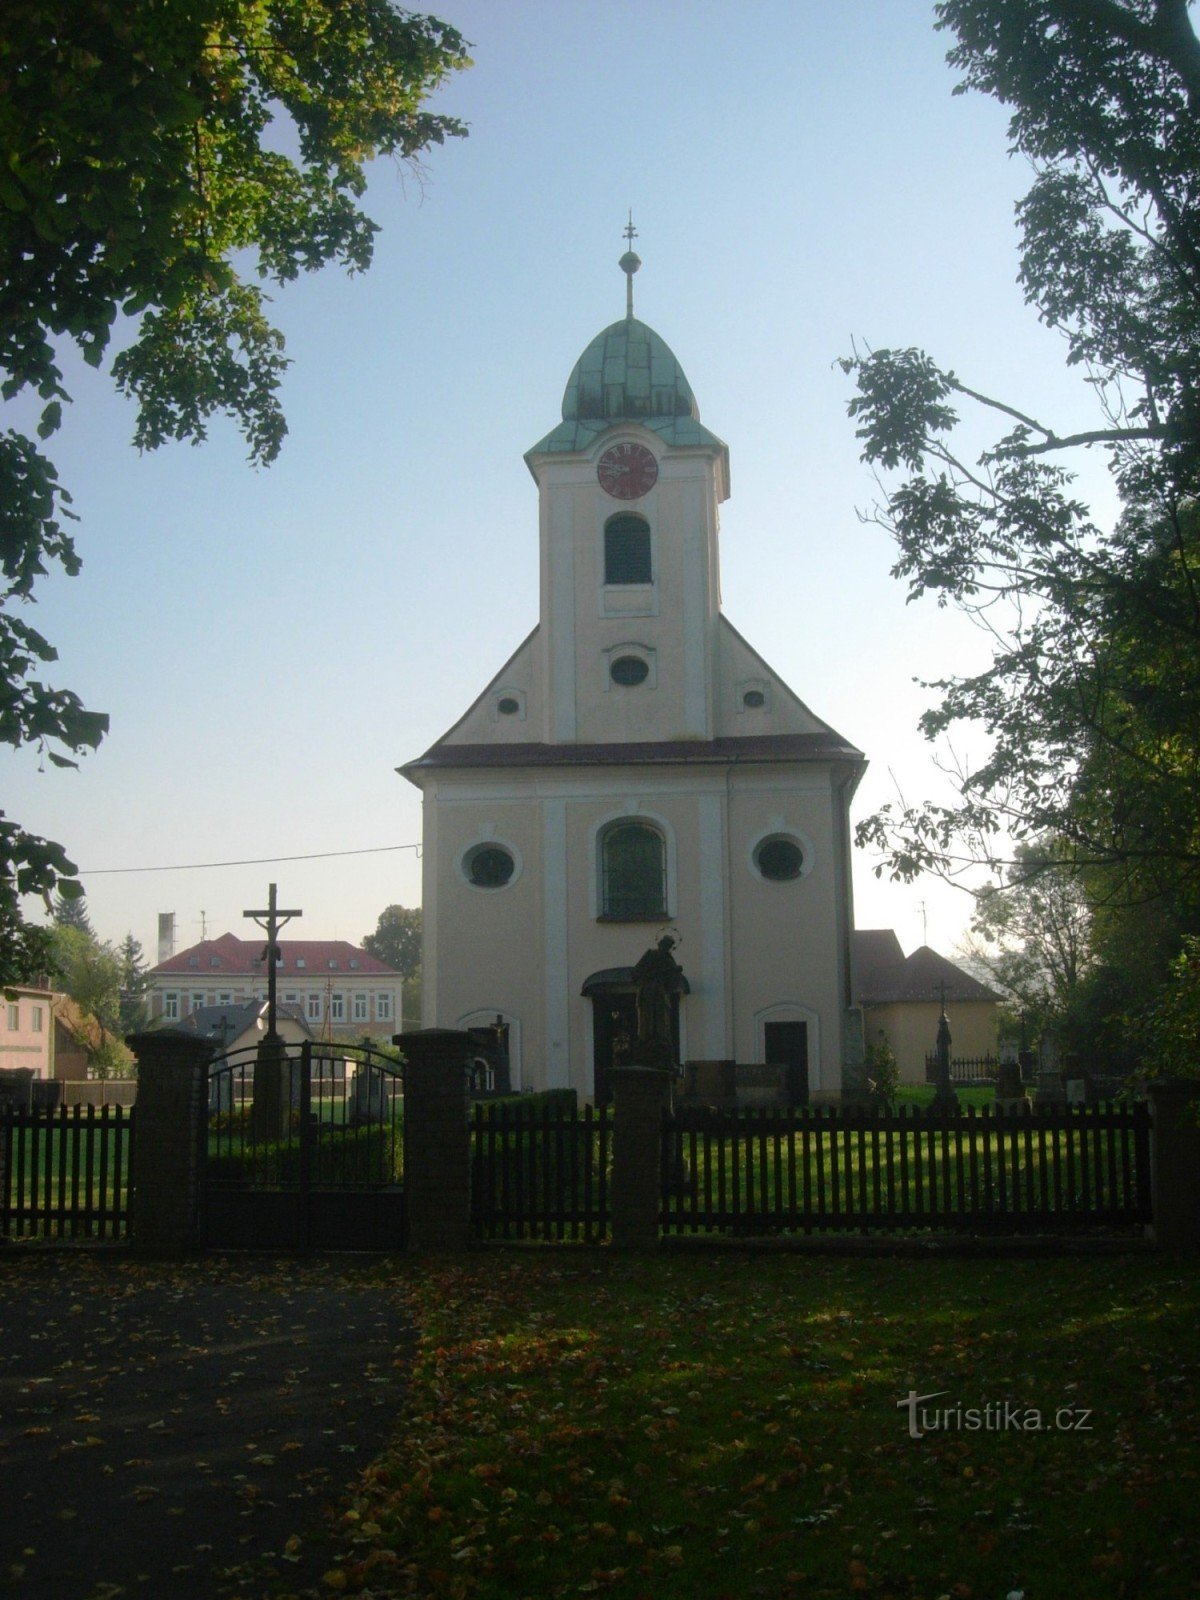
402;249;866;1102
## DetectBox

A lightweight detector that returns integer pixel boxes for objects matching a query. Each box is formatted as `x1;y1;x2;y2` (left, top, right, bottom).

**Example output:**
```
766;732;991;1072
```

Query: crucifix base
249;1033;293;1145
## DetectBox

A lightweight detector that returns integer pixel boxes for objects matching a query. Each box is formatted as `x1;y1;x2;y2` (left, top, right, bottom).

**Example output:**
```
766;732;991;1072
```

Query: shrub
475;1088;578;1122
865;1036;901;1109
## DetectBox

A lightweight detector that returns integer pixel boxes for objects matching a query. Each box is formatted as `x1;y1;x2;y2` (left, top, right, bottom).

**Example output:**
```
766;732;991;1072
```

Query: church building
402;245;866;1102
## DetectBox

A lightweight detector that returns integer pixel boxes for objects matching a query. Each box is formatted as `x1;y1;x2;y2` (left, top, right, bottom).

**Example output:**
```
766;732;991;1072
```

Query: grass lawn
895;1086;999;1111
327;1252;1200;1600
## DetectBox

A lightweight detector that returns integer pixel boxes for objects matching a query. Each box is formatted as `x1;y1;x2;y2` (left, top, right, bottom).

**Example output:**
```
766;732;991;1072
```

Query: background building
148;933;402;1043
855;929;1001;1084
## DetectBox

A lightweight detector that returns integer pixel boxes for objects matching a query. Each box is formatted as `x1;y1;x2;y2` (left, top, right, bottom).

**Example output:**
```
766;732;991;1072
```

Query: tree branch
945;376;1167;454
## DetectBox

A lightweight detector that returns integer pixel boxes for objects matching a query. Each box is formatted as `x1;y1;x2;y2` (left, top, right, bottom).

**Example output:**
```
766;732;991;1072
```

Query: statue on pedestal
632;935;685;1071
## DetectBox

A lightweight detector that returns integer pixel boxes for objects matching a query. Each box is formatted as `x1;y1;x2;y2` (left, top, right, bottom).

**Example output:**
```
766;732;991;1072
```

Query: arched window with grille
604;514;652;585
599;820;667;919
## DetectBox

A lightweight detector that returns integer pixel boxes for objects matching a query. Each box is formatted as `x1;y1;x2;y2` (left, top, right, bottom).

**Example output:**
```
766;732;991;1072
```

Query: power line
81;843;422;876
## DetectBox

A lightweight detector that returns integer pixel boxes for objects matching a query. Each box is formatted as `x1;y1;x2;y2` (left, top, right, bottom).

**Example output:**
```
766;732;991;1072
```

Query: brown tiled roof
403;732;865;777
853;932;1002;1005
853;929;907;1003
152;935;400;978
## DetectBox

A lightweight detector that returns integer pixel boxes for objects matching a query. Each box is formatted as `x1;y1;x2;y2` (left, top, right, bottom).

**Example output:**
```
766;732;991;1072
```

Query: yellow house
403;252;866;1101
855;930;1001;1085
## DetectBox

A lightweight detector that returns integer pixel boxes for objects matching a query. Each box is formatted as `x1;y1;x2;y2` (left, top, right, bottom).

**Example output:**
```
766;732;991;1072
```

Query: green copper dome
526;316;728;465
561;318;699;424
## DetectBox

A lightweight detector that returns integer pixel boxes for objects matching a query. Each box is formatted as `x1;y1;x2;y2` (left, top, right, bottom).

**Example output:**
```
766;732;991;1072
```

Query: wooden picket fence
470;1098;1152;1241
471;1100;611;1241
0;1103;135;1240
662;1102;1152;1235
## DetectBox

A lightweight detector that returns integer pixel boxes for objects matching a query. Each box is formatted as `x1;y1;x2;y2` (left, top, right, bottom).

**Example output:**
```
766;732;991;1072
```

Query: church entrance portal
583;968;686;1106
764;1020;809;1106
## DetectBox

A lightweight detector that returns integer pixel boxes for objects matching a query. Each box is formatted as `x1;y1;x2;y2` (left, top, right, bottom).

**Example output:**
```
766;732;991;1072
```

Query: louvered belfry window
604;515;652;585
601;821;667;918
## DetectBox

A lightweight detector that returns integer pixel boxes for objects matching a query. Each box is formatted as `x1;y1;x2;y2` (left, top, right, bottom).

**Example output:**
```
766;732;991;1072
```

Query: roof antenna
619;210;641;320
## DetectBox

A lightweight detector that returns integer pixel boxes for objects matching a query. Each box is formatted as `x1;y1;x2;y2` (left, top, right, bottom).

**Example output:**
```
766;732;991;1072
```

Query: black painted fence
469;1098;1152;1241
471;1101;611;1241
0;1103;134;1240
662;1102;1153;1236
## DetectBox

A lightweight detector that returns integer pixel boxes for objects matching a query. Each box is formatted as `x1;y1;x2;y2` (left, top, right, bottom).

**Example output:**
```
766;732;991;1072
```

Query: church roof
526;317;729;459
403;731;866;779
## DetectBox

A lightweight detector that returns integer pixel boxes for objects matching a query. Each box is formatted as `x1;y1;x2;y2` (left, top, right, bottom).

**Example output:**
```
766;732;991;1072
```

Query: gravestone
1033;1039;1067;1106
350;1061;388;1125
208;1068;234;1116
995;1054;1028;1111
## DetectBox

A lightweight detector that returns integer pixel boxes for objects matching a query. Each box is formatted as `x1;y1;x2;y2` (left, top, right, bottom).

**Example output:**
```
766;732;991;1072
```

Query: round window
610;655;649;686
465;844;515;888
742;689;766;709
497;696;520;715
754;836;804;881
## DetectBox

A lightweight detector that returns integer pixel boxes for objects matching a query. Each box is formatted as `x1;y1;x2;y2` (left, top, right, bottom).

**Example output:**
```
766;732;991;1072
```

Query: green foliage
362;904;422;978
117;932;151;1034
0;1;470;921
50;924;122;1034
207;1119;402;1185
398;968;422;1029
0;813;78;983
966;835;1094;1038
88;1033;137;1081
1136;934;1200;1080
864;1033;900;1108
475;1088;579;1121
844;2;1200;918
52;890;93;934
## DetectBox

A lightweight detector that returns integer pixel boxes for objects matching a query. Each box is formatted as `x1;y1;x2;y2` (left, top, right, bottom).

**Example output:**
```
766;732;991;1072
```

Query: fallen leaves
316;1254;1200;1600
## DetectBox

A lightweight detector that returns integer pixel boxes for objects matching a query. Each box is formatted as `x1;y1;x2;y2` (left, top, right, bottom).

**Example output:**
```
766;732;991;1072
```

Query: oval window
754;836;804;882
742;689;766;709
610;655;649;687
465;844;515;888
497;696;520;715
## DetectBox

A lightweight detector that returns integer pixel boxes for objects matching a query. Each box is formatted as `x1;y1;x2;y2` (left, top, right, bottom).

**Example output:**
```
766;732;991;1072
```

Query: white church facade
402;251;866;1102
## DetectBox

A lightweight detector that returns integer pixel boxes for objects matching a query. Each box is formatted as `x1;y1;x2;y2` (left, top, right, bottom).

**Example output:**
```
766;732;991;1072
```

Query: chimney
157;912;176;964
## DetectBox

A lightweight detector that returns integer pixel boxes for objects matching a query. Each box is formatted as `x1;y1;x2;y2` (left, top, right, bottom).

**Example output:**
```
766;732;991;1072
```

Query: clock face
597;442;658;500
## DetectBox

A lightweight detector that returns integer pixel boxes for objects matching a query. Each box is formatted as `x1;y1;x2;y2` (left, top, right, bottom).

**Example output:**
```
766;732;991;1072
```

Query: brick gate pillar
395;1029;472;1251
1145;1079;1200;1253
609;1065;672;1249
126;1029;215;1257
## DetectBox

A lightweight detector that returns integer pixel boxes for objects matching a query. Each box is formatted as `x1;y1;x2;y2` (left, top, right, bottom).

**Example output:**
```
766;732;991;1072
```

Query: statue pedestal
608;1065;673;1250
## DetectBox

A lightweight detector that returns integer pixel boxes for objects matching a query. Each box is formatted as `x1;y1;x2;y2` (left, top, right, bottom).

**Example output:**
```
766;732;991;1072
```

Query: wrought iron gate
204;1040;405;1250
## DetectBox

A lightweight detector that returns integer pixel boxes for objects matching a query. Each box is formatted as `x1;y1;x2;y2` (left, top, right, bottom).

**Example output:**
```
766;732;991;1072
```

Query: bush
475;1088;578;1122
207;1121;402;1186
865;1037;901;1109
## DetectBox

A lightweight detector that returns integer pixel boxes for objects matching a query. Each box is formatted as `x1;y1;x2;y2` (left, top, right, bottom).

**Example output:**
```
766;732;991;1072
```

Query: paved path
0;1251;413;1599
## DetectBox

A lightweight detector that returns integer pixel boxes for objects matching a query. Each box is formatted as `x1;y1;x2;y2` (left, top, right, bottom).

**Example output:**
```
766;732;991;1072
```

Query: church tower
402;238;866;1100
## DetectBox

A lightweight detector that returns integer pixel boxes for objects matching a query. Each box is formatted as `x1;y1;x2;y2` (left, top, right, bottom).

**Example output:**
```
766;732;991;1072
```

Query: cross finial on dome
618;210;641;320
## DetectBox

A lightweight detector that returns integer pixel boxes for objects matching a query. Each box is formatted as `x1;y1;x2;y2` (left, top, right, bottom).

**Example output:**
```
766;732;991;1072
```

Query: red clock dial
597;442;658;500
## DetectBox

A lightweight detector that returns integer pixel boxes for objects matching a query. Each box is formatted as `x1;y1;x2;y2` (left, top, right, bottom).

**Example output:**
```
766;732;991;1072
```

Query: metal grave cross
243;883;302;1039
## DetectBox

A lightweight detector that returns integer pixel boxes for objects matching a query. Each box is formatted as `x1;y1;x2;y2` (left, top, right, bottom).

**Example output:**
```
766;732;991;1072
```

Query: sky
6;0;1119;968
